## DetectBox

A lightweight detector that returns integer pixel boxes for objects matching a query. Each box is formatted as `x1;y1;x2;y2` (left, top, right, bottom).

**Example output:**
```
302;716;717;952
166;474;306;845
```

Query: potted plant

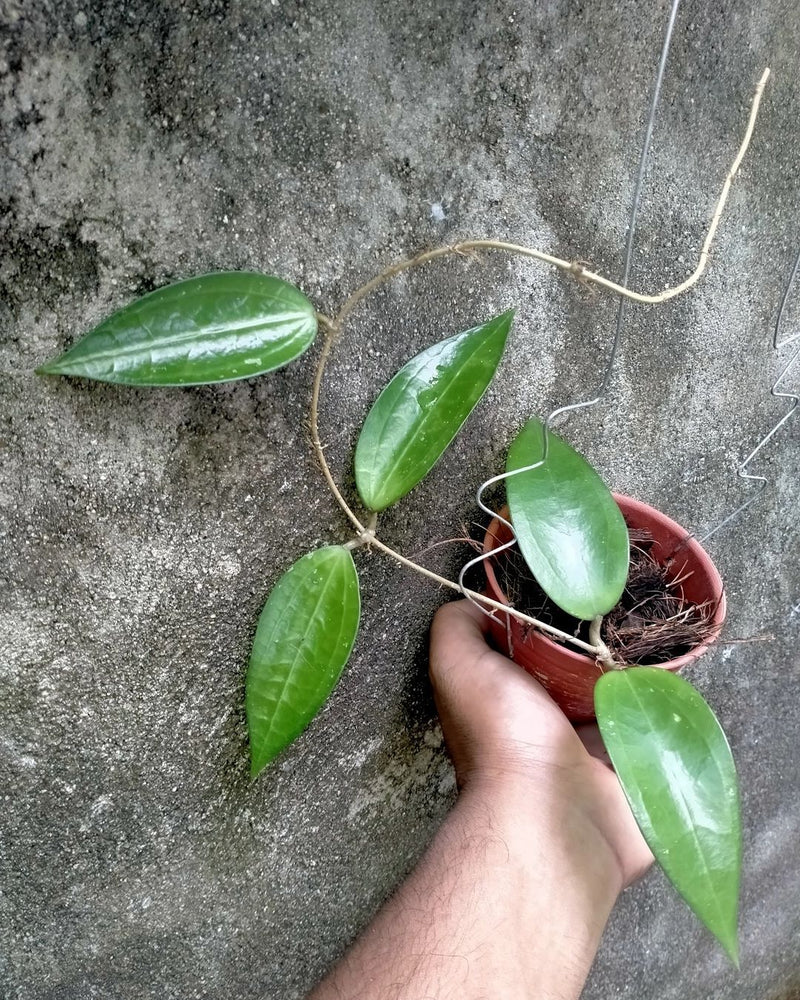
476;417;739;966
34;67;769;969
481;450;727;722
37;297;741;963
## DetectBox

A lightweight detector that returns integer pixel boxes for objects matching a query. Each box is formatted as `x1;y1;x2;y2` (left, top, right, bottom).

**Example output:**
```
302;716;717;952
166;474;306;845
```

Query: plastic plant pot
482;494;727;721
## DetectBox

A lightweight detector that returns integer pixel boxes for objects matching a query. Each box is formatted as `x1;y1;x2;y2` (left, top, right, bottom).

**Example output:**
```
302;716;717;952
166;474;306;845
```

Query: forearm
309;781;622;1000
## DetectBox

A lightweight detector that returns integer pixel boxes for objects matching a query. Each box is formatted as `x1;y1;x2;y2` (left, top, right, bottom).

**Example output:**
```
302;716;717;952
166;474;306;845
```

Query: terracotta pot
482;494;726;721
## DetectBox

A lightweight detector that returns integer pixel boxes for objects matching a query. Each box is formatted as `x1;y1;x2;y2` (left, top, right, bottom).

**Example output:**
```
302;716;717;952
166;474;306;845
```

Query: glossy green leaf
37;271;317;386
505;417;628;620
246;546;360;777
354;310;514;511
595;667;741;964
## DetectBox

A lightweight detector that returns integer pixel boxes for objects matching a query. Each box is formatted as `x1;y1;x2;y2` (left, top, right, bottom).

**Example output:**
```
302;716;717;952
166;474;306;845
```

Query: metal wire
458;0;683;612
698;245;800;543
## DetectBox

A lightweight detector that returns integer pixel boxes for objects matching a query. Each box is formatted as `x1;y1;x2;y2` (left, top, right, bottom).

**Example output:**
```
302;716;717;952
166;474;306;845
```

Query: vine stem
310;313;367;536
308;67;770;659
368;533;602;655
589;615;619;670
310;315;601;654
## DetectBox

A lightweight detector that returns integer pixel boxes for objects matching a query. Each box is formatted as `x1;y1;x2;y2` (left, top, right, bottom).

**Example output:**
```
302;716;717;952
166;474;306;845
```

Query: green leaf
505;417;628;619
595;667;741;964
354;310;514;511
37;271;317;386
246;546;360;777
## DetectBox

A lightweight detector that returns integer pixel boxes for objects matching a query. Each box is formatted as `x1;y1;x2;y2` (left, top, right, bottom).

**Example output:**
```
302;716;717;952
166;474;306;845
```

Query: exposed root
494;528;718;665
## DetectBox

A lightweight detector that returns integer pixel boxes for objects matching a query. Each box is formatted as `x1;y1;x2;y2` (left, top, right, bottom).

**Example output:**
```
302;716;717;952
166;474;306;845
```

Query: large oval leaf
36;271;317;386
505;417;628;619
354;310;514;511
246;546;360;777
595;667;741;964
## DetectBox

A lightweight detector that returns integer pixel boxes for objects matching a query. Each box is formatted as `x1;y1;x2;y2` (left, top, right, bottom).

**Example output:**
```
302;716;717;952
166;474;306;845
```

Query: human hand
311;598;652;1000
429;599;653;890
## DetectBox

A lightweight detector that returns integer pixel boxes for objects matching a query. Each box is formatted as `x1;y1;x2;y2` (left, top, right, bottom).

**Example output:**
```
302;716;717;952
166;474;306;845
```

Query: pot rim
482;492;727;670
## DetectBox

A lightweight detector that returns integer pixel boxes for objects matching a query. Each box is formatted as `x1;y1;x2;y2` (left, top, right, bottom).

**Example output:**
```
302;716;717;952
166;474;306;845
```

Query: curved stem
367;533;601;655
308;68;770;660
310;313;366;536
589;615;620;670
311;317;605;654
324;67;768;327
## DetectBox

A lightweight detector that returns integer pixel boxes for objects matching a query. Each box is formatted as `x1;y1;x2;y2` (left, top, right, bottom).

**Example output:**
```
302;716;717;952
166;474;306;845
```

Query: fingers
429;599;504;684
429;599;557;716
430;598;490;657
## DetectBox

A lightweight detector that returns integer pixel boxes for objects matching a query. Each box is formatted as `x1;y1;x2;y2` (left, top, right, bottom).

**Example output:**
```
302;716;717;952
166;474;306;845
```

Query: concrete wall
2;1;798;997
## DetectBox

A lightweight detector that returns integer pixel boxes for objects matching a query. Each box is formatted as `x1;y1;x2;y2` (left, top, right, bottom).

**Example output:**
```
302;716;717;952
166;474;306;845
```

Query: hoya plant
38;280;739;964
35;58;769;970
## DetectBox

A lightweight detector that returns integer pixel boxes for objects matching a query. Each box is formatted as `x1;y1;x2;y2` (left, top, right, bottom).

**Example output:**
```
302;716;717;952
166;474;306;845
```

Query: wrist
435;779;622;1000
458;769;626;903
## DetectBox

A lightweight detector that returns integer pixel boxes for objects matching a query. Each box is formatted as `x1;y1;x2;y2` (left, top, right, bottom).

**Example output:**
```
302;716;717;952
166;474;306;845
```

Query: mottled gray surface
1;0;799;997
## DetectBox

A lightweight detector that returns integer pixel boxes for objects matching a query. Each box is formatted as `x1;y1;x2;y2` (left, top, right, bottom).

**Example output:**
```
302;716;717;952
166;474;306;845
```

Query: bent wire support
699;246;800;544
